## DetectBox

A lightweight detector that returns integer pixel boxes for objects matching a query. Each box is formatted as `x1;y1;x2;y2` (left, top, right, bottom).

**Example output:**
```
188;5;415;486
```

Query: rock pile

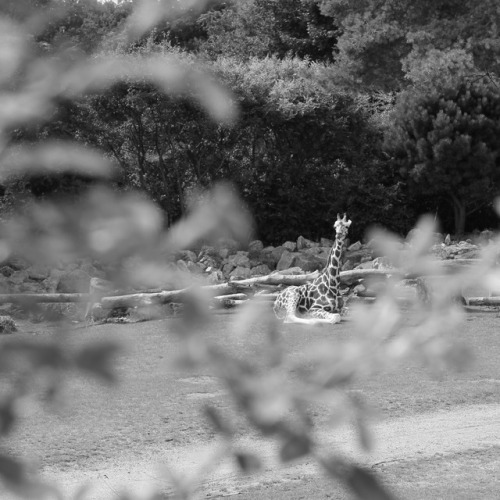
0;228;493;324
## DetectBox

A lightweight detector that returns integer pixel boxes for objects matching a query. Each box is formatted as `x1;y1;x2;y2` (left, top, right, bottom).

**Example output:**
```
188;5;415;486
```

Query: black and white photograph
0;0;499;499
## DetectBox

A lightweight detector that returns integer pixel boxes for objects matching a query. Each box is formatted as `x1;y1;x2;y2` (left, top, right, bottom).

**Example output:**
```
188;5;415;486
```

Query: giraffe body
273;214;351;325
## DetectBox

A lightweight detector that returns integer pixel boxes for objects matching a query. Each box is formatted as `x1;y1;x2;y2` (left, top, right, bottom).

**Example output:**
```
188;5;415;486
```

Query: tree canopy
386;81;500;234
320;0;500;91
4;0;500;237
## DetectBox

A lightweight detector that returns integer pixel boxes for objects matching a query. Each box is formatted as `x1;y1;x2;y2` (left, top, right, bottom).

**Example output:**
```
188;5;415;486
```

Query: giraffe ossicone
273;213;352;325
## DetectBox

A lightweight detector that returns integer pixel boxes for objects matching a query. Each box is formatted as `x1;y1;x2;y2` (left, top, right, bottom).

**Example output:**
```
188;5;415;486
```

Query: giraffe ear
336;213;341;221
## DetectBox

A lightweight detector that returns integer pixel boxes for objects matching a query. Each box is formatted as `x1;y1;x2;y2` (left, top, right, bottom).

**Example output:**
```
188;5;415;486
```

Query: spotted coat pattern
273;215;351;324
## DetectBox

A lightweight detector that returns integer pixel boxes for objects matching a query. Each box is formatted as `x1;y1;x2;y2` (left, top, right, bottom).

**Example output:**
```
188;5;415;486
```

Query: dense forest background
2;0;500;243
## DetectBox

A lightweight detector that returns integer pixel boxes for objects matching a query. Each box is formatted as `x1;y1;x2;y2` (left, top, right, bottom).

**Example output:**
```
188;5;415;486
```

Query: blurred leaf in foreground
165;183;253;252
0;142;116;181
74;342;120;384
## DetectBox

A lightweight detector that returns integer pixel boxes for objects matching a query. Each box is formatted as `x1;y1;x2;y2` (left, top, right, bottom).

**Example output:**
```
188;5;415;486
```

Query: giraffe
273;213;352;325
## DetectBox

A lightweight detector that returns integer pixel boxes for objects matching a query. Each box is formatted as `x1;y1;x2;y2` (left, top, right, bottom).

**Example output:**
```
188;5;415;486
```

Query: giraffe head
333;213;351;241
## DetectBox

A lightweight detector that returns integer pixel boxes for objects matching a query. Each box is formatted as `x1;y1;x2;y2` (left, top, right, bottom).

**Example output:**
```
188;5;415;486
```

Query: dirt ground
2;308;500;500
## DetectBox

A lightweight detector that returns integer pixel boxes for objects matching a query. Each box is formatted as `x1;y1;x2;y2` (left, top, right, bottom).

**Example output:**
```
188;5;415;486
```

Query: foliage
199;0;338;62
319;0;500;90
385;80;500;235
62;52;392;242
0;1;495;500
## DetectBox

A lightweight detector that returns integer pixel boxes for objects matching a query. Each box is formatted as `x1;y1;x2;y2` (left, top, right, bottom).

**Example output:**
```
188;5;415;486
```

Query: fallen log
465;297;500;307
0;259;484;309
213;293;249;302
0;293;89;304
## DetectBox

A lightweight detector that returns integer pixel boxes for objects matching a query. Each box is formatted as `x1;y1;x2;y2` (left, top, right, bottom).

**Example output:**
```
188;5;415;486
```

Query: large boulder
257;248;278;272
282;241;297;252
347;241;363;252
186;261;204;274
344;249;372;268
227;252;251;268
292;254;325;272
248;240;264;254
276;250;298;271
296;236;317;251
26;264;50;281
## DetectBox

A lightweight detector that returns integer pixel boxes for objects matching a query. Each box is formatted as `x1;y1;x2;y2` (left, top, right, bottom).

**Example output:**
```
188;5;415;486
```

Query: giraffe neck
323;235;344;285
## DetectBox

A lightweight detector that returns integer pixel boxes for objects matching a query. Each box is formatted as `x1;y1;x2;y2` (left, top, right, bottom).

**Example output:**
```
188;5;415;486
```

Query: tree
319;0;500;90
69;53;389;242
199;0;338;62
36;0;131;53
385;81;500;235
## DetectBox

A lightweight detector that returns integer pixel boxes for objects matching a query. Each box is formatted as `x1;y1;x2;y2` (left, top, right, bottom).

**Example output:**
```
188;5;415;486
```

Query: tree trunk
450;193;466;236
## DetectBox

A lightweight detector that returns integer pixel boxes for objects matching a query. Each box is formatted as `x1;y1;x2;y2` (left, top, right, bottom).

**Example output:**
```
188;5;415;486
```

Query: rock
56;269;91;293
229;266;252;279
80;262;105;279
222;262;236;277
227;252;250;268
347;241;363;252
176;260;190;273
270;247;287;266
276;250;297;271
177;250;198;263
296;236;317;251
186;261;204;274
41;277;59;293
218;248;230;260
320;237;334;248
0;266;14;277
296;236;307;250
341;260;354;271
198;245;218;260
248;240;264;253
198;247;222;270
206;269;224;283
282;241;297;252
198;254;221;271
444;234;451;246
372;257;393;270
26;265;50;281
0;316;16;334
258;250;278;272
5;257;29;271
20;282;42;293
8;270;28;285
302;247;323;256
344;249;372;267
292;254;324;272
355;260;375;270
0;276;9;294
250;264;272;276
216;237;239;254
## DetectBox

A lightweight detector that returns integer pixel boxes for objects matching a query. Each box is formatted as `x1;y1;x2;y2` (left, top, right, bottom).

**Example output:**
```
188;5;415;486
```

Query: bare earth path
41;402;500;499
